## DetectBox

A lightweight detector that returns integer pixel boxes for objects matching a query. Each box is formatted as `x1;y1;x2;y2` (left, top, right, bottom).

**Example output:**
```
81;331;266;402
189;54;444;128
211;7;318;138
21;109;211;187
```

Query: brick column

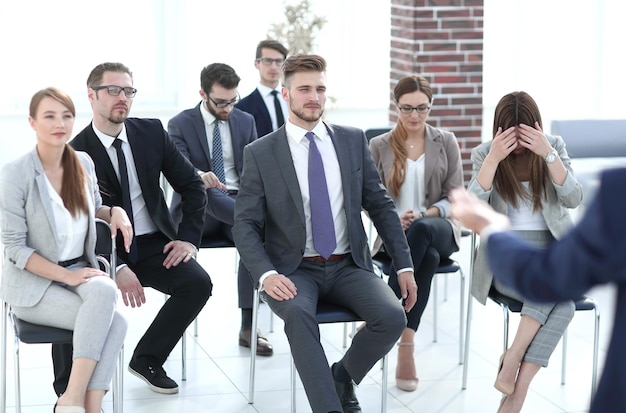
390;0;484;183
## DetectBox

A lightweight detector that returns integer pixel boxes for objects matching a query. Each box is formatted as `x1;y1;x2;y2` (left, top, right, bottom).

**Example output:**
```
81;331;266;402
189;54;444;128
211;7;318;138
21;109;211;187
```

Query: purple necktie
305;132;337;259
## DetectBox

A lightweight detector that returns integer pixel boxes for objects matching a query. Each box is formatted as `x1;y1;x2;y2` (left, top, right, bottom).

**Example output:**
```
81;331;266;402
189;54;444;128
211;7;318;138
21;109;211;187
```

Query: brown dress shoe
239;329;274;356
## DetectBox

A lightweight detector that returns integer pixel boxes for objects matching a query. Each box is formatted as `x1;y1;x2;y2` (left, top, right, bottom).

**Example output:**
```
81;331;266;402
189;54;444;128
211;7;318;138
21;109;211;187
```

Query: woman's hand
517;122;552;158
62;267;108;286
400;209;416;231
109;206;133;253
488;126;518;163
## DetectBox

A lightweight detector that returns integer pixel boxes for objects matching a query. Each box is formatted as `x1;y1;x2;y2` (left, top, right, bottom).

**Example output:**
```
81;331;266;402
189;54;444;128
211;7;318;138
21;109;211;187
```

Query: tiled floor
2;234;613;413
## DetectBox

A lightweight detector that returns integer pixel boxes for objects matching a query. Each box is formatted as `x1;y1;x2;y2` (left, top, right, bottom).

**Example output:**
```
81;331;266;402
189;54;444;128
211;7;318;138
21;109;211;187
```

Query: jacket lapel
326;124;353;220
191;103;212;168
272;128;305;225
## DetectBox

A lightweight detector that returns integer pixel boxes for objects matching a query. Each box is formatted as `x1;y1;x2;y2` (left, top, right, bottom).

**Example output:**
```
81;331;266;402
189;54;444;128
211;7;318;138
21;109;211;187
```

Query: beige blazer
468;134;583;304
369;124;464;255
0;149;102;307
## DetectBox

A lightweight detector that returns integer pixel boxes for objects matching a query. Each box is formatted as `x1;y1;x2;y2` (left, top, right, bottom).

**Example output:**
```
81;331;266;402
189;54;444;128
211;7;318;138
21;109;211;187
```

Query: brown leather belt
302;253;350;263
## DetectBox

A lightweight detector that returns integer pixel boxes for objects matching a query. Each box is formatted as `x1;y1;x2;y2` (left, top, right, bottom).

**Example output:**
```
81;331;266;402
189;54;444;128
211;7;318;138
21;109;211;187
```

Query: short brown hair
256;39;288;59
282;54;326;87
86;62;133;88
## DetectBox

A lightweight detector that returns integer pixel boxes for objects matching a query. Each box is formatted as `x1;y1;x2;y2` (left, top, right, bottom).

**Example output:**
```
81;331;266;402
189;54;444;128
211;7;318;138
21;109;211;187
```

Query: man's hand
200;171;227;190
162;240;197;269
109;206;133;253
263;273;297;301
449;188;510;234
397;270;418;312
116;266;146;307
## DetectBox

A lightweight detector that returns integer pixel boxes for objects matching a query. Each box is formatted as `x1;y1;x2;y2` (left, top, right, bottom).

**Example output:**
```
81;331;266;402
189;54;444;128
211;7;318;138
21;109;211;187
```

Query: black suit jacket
70;118;206;247
236;88;273;138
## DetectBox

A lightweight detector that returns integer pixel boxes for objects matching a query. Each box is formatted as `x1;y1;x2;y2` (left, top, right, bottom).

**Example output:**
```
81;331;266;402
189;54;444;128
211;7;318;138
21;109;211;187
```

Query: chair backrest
95;218;116;277
365;127;392;142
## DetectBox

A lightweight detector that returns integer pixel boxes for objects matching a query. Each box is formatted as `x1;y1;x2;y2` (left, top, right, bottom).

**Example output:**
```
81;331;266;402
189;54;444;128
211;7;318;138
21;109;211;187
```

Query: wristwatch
545;149;558;164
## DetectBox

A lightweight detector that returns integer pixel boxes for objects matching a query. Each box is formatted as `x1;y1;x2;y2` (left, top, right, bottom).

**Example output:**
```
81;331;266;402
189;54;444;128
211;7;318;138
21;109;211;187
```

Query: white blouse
45;176;88;261
506;181;549;231
395;154;427;215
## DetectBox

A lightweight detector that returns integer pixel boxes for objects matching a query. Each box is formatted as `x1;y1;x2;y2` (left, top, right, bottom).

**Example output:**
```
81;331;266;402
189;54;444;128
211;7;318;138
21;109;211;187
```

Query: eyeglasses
397;104;431;114
256;57;285;66
207;95;239;109
92;85;137;98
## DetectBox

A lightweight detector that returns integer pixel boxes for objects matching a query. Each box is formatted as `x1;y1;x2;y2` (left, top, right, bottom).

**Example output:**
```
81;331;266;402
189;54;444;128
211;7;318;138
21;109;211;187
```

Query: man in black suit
55;62;212;395
233;54;417;413
236;39;289;138
168;63;273;356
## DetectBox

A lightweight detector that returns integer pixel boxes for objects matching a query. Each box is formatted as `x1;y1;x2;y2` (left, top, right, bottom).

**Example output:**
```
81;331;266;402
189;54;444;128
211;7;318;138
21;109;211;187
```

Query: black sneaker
128;359;179;394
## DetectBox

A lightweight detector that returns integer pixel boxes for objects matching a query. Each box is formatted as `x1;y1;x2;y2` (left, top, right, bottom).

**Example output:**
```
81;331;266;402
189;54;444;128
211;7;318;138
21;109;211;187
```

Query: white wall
1;0;624;168
483;0;626;140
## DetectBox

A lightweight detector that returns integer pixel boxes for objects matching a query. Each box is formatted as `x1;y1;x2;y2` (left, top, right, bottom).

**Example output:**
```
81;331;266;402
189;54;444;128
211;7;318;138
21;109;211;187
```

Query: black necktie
271;90;285;129
112;138;137;263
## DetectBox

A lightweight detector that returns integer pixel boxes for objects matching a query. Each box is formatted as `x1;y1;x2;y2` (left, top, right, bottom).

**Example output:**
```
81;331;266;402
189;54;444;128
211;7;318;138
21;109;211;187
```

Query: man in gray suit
232;54;417;413
168;63;273;355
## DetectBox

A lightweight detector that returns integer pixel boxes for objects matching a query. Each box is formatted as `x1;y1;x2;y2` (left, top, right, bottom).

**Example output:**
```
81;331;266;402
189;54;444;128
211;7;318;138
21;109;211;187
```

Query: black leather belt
227;190;238;196
58;257;81;267
302;253;350;263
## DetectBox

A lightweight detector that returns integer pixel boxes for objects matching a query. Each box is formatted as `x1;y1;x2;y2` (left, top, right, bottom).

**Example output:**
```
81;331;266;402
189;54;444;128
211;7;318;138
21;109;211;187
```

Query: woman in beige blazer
468;91;582;412
0;88;132;413
369;75;463;392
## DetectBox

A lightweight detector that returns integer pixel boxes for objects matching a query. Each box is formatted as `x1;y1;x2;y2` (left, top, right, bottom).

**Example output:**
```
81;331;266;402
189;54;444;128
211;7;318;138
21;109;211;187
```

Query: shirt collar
257;83;281;98
92;122;129;148
285;120;329;146
199;100;218;125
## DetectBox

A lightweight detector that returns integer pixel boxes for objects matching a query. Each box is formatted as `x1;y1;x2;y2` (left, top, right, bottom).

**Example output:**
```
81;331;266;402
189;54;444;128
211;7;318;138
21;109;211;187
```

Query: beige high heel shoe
494;352;515;395
395;342;419;392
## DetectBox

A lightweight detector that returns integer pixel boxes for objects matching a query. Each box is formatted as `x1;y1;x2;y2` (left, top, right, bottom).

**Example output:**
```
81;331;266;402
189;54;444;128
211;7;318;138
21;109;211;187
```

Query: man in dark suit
168;63;273;356
236;39;289;138
57;62;212;395
232;54;417;413
449;168;626;413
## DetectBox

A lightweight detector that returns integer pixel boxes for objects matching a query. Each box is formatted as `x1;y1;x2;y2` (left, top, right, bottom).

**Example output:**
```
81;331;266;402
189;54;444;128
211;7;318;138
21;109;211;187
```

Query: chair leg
14;332;21;413
433;275;438;343
194;318;198;337
112;346;124;413
381;353;388;413
592;304;600;397
1;302;7;413
290;356;297;413
248;289;260;404
462;295;473;389
501;305;510;352
459;268;465;364
561;329;568;385
181;331;186;381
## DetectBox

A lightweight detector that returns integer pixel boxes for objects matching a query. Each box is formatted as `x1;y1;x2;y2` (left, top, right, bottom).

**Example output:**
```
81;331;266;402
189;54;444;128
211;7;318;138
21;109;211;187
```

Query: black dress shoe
128;359;179;394
239;328;274;356
333;378;361;413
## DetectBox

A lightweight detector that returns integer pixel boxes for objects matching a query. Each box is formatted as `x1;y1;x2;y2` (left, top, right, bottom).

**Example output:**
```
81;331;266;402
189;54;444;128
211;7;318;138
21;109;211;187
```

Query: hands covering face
490;121;552;160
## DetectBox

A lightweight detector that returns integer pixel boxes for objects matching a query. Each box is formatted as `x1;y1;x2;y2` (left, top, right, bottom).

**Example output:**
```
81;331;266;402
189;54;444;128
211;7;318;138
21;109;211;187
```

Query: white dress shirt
257;83;288;131
93;123;158;236
199;103;239;190
396;154;427;215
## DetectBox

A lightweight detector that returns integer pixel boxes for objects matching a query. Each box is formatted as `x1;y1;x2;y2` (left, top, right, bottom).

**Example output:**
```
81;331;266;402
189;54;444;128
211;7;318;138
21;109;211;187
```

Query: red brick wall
390;0;484;184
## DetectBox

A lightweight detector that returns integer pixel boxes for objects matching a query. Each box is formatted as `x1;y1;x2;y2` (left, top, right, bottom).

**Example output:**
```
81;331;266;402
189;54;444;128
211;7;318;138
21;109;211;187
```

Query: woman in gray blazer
0;88;132;413
369;75;463;392
468;91;582;412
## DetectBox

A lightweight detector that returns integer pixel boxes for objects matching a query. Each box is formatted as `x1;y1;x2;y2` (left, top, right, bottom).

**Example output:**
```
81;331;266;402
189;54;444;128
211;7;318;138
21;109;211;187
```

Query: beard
289;103;323;124
206;101;231;121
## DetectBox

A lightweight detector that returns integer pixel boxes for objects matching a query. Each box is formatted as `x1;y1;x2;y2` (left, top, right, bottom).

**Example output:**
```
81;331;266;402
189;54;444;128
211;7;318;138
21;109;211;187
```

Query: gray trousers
267;257;406;413
493;230;575;367
12;273;127;391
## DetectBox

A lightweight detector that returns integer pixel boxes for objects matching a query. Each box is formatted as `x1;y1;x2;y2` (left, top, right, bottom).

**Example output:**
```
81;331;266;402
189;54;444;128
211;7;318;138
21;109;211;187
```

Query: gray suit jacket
0;149;101;307
368;124;464;254
468;134;583;304
232;123;413;285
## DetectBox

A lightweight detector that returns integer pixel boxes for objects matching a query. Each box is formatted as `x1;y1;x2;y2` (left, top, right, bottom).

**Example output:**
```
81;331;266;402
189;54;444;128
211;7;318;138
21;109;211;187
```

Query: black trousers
52;231;212;394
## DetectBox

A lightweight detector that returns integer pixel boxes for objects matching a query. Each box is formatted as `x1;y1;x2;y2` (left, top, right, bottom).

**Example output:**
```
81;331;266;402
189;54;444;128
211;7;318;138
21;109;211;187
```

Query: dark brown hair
492;91;549;210
30;87;87;217
86;62;133;88
256;39;288;59
282;54;326;88
387;75;433;197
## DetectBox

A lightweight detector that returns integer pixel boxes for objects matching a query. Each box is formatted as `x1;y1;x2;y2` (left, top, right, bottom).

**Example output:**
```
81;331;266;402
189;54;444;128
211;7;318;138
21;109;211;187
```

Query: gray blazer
369;124;464;254
468;134;583;304
232;123;413;285
0;149;101;307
